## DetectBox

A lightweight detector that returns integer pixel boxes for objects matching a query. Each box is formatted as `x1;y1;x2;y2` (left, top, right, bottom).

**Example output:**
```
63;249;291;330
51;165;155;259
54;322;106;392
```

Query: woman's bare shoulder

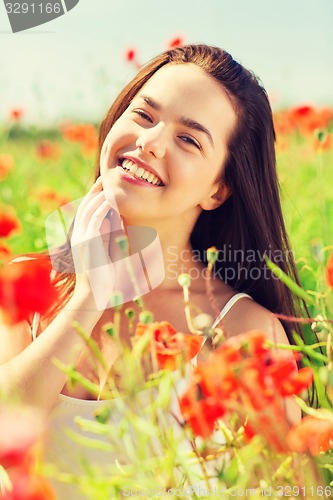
218;295;289;345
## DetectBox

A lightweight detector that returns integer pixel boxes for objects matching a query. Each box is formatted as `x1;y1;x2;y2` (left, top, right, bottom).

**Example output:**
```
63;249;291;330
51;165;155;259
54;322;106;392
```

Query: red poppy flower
0;406;45;470
166;35;185;49
244;408;291;454
179;382;225;438
0;242;11;259
291;105;314;119
62;123;97;143
287;105;333;136
0;212;21;238
179;330;313;447
326;254;333;289
261;350;311;399
134;321;204;371
123;47;141;68
287;415;333;455
36;141;60;160
36;188;70;211
217;329;269;359
80;134;98;156
278;367;313;396
124;48;137;62
3;467;55;500
9;108;24;121
243;329;269;356
0;256;59;324
0;154;14;180
62;123;98;155
196;355;239;401
313;131;332;151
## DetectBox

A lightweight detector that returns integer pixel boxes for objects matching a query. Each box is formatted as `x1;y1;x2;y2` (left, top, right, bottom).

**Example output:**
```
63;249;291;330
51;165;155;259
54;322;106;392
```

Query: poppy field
1;104;332;293
1;103;333;498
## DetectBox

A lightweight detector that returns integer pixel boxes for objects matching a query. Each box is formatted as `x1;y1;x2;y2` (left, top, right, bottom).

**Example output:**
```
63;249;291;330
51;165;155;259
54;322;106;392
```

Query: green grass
277;137;333;294
1;129;95;254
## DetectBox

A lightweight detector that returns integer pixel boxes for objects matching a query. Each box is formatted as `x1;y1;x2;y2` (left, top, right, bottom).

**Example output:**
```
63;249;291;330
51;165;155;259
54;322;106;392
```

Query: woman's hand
70;177;120;311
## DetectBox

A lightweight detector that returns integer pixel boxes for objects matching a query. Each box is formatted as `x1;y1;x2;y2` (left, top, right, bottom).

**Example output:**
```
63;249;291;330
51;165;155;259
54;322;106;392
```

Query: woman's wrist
65;290;104;318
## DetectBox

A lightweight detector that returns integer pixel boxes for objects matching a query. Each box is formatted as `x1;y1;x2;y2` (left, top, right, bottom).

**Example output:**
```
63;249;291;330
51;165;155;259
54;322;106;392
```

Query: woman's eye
133;110;153;123
179;135;201;150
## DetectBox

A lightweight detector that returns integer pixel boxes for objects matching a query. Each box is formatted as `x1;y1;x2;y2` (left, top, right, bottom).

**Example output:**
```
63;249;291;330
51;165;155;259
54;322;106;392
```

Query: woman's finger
88;200;113;233
73;176;102;219
89;176;103;192
75;191;106;231
72;200;112;271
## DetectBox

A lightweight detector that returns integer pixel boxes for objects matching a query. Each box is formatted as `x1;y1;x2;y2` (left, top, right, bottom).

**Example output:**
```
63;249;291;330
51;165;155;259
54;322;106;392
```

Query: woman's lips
116;166;163;187
119;157;164;186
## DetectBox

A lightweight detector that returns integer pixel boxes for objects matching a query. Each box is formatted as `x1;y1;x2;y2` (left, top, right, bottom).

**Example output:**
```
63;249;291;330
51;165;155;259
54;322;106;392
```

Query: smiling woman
0;44;308;498
100;63;235;225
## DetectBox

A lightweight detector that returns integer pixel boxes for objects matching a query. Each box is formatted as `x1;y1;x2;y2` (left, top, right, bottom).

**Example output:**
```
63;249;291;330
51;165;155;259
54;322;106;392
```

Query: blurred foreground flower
0;154;14;180
287;413;333;455
0;406;45;469
0;406;55;499
1;467;56;500
326;254;333;289
0;212;21;238
0;256;59;324
0;242;11;260
134;321;204;371
180;330;313;449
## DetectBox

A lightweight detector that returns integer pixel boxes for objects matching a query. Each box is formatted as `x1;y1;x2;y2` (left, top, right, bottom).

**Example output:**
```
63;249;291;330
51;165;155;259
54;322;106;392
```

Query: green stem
116;234;145;312
265;257;317;307
72;321;107;370
266;340;328;363
204;264;221;318
182;285;201;335
113;308;121;341
52;358;115;399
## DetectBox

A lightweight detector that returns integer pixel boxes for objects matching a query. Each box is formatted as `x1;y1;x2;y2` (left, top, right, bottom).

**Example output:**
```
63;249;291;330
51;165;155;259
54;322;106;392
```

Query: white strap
212;293;252;329
31;312;41;341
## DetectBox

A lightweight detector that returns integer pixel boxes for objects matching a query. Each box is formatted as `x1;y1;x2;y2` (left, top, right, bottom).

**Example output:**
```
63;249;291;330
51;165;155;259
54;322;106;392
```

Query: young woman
1;44;304;497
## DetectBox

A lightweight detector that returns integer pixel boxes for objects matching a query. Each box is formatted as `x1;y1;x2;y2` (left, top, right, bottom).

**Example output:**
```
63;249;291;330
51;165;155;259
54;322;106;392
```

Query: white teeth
136;167;145;177
122;159;133;170
121;159;162;186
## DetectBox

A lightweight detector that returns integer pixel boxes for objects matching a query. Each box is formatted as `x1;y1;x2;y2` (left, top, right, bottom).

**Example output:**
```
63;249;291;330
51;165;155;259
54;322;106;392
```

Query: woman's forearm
0;293;102;412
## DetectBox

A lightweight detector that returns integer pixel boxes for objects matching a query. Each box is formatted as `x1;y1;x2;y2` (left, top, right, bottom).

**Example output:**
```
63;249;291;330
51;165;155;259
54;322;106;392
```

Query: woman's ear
199;182;232;211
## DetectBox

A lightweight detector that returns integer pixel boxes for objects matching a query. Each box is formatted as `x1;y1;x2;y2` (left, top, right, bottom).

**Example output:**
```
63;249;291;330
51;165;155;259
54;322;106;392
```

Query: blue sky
0;0;332;124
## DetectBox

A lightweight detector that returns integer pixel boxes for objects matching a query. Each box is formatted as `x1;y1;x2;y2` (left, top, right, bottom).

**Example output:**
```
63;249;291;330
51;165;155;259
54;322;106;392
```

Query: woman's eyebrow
178;116;214;147
138;94;214;147
140;94;160;111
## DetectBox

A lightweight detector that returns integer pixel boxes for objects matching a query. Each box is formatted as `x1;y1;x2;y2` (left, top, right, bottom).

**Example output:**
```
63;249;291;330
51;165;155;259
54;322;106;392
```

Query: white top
41;292;252;498
211;292;252;329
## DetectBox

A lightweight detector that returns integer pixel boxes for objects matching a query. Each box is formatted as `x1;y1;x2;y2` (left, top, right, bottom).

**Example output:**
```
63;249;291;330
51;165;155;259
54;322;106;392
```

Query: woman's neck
122;216;203;291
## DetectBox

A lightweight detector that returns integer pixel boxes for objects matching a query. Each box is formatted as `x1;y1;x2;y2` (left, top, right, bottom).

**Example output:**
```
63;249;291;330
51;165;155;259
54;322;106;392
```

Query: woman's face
100;63;237;227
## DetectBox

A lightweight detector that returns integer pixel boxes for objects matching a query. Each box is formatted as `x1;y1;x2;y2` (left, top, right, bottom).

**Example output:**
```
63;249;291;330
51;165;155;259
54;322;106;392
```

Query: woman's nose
135;124;167;158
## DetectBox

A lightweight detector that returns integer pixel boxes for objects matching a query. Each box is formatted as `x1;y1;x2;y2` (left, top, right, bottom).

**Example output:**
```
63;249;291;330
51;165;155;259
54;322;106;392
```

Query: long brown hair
93;44;304;342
